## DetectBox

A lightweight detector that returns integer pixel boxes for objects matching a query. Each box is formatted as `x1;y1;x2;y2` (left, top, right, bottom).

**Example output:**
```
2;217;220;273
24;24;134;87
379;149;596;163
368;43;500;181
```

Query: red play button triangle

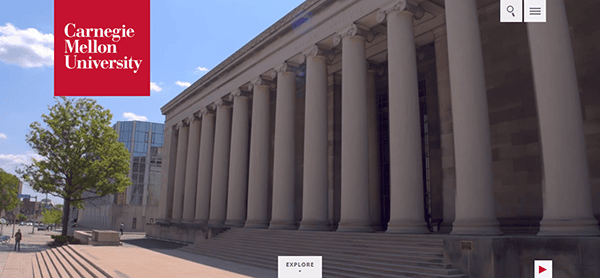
539;266;547;273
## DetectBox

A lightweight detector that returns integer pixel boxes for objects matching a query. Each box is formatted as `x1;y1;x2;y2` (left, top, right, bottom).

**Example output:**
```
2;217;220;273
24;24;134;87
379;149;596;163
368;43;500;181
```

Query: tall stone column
194;107;216;225
171;121;189;223
225;91;251;227
157;125;177;223
334;24;374;232
299;46;331;231
181;116;201;223
528;0;600;236
245;78;271;229
270;63;298;230
208;99;233;227
445;0;501;235
366;64;383;231
378;3;429;234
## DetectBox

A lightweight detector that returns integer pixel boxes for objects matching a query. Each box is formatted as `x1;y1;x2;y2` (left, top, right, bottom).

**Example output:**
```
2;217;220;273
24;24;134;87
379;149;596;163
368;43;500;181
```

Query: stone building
148;0;600;276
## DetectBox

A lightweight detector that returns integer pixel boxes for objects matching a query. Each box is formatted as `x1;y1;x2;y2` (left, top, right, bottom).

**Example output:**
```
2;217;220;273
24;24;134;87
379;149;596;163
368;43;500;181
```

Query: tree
42;208;63;226
17;213;27;222
18;97;131;236
0;168;20;215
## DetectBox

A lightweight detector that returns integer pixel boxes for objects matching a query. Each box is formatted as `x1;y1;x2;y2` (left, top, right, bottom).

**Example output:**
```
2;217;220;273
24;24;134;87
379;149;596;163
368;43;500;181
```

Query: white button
525;0;546;22
501;0;523;22
534;260;553;278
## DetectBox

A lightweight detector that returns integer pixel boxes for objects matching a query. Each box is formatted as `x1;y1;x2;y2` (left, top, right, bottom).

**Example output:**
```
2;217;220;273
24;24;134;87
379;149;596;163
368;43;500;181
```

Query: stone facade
150;0;600;276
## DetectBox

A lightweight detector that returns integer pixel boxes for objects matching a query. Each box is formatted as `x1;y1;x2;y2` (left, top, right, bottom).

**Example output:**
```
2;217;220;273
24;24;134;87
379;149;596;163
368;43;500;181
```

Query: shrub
50;235;81;246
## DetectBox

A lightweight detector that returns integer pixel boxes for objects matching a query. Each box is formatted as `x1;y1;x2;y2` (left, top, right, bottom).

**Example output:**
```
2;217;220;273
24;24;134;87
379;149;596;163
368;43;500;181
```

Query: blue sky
0;0;305;205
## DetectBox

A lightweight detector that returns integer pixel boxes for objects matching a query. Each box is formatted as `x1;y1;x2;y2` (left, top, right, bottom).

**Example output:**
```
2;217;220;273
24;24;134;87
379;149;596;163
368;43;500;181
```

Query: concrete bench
90;230;121;246
73;231;92;244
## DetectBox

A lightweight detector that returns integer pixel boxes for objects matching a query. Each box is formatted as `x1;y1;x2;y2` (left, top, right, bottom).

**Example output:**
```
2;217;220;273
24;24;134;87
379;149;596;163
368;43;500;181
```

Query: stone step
60;246;109;278
185;242;461;277
36;253;52;278
49;248;79;278
217;233;445;254
225;228;445;243
207;235;445;259
46;249;71;278
222;232;445;248
54;247;94;278
186;240;447;267
32;255;43;278
40;250;61;278
182;243;466;278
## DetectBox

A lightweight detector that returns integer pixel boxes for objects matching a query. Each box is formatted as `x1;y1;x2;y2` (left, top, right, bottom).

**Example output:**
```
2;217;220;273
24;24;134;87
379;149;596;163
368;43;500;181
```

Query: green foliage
50;235;81;245
18;97;132;236
42;209;62;225
17;214;27;222
0;169;20;213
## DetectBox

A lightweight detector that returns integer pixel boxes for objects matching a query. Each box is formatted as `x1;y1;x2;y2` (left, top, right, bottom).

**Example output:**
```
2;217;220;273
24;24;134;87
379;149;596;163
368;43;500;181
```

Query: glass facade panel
112;121;164;206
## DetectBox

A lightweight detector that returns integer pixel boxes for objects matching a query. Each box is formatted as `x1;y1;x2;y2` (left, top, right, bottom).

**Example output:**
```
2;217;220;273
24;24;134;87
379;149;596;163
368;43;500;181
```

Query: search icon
507;5;515;17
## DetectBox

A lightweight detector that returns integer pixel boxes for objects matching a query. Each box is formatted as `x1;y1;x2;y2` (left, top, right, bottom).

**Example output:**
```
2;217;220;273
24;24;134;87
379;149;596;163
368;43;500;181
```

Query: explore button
278;256;322;278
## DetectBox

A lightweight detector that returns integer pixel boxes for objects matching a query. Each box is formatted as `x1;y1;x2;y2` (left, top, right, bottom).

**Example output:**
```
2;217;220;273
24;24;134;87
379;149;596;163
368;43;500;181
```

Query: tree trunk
61;199;71;236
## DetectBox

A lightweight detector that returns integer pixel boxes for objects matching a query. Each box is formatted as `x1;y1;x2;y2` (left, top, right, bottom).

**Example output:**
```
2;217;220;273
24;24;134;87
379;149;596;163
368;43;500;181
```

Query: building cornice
161;0;328;115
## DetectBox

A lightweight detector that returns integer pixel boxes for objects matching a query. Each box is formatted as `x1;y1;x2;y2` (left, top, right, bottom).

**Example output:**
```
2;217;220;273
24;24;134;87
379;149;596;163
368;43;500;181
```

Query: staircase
180;228;467;278
32;245;111;278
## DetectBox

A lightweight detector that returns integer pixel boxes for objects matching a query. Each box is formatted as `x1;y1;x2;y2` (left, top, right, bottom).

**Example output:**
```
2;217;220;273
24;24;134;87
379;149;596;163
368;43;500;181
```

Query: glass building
113;121;164;206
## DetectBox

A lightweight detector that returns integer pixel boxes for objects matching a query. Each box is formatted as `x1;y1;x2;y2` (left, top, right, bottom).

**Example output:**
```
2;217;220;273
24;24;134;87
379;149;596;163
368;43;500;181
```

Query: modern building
148;0;600;276
78;121;164;232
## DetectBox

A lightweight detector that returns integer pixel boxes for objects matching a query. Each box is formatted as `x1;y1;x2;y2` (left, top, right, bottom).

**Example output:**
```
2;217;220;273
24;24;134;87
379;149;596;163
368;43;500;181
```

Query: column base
387;220;430;234
171;218;182;224
371;222;385;232
450;219;503;235
537;219;600;236
181;219;195;225
244;220;269;229
224;220;245;228
268;220;298;230
193;219;208;226
337;221;374;233
299;220;332;231
207;219;225;228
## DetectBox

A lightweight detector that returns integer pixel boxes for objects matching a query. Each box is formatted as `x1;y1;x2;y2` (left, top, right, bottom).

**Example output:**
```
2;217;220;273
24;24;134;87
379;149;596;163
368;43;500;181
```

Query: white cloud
0;133;6;139
150;82;162;92
0;151;45;175
197;67;210;72
123;112;148;121
0;23;54;68
175;81;191;88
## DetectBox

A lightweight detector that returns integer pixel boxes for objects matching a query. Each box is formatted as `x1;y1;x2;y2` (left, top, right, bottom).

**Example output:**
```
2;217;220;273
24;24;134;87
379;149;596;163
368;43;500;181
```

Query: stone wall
444;236;600;278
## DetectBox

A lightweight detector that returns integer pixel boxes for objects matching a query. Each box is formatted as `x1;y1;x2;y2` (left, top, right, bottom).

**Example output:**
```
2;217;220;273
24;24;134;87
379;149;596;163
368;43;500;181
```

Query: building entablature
161;0;448;127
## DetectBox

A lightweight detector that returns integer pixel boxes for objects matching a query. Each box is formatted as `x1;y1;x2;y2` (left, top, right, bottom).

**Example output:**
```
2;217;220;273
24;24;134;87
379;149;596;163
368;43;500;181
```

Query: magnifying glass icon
507;5;515;17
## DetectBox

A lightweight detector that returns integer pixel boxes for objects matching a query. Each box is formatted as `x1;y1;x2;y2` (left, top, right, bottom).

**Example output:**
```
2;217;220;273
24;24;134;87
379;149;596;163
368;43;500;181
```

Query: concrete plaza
0;225;275;278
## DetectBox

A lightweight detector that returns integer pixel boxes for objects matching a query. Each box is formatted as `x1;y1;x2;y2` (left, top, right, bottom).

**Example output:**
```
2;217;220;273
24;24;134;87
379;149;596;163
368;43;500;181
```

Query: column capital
333;24;375;46
214;98;233;108
377;1;424;23
250;77;274;91
304;45;336;63
270;62;300;79
175;121;188;130
200;106;215;116
227;89;251;102
184;115;201;124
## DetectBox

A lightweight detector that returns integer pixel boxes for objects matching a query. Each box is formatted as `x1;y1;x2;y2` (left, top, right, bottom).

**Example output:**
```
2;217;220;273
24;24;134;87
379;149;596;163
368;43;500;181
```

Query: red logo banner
54;0;150;96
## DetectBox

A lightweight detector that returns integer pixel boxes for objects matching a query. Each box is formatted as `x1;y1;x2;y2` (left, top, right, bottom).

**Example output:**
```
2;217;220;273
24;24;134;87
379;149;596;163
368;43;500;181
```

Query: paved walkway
79;234;276;278
0;224;59;278
0;226;276;278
